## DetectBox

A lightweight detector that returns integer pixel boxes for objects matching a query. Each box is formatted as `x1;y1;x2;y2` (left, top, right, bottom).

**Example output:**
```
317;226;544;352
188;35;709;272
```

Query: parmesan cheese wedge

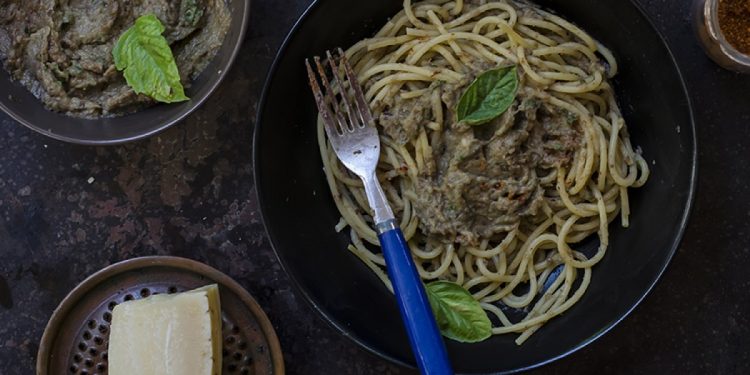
108;284;222;375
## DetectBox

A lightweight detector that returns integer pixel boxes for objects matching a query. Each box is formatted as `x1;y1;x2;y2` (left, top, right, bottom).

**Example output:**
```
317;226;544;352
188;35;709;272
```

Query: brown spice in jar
718;0;750;54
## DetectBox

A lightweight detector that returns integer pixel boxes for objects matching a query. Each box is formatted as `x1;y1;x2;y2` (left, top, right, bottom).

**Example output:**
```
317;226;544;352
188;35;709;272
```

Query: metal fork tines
305;49;394;225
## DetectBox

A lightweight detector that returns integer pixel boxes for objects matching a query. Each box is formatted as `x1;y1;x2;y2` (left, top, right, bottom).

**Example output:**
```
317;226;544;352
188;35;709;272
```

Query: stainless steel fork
306;49;453;375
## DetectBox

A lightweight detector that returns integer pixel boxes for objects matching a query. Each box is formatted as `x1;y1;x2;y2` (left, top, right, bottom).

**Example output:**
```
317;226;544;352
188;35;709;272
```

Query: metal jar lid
694;0;750;72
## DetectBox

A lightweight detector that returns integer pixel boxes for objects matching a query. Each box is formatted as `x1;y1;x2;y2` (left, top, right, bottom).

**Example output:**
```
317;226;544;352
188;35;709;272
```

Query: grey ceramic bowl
0;0;250;145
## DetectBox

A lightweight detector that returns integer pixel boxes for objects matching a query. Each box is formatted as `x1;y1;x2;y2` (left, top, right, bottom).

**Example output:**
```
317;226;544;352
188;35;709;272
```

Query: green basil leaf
456;65;519;126
113;14;189;103
426;281;492;343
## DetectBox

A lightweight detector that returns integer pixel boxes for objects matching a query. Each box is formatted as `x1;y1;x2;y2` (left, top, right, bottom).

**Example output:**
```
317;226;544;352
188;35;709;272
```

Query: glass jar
694;0;750;73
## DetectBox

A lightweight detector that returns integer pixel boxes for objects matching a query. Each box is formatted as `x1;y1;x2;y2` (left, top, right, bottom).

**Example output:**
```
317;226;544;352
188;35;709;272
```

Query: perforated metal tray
37;256;284;375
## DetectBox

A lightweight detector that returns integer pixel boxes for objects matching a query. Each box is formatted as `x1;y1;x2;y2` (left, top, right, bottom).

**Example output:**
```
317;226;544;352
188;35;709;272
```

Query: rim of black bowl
0;1;251;146
254;0;698;373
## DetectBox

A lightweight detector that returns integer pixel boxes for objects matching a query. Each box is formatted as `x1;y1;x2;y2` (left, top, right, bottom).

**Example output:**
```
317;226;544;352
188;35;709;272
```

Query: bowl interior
0;0;249;145
255;0;695;373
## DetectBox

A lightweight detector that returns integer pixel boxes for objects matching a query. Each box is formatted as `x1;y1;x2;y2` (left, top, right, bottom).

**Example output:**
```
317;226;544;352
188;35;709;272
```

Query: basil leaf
456;65;519;126
113;14;189;103
426;281;492;343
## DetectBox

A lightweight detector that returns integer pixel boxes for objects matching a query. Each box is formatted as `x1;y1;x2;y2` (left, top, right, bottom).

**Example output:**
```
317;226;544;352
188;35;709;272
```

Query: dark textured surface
0;0;747;374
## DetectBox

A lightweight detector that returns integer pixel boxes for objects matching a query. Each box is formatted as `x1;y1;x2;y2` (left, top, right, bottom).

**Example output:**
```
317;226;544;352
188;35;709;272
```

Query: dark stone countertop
0;0;748;374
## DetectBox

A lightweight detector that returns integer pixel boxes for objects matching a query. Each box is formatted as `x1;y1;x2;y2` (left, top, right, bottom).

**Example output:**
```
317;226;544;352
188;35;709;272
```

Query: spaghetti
318;0;650;344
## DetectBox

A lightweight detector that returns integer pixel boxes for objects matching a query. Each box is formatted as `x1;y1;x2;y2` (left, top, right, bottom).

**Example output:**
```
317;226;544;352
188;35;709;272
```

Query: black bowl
0;0;250;145
255;0;696;373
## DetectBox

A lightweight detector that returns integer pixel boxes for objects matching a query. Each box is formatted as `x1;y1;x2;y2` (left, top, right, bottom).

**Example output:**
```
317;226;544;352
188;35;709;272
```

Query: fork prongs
305;59;339;136
337;48;375;128
325;50;361;131
305;49;374;138
306;56;348;136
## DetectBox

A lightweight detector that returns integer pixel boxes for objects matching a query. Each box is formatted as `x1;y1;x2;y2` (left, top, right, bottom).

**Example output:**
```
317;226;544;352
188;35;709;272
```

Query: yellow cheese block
108;284;222;375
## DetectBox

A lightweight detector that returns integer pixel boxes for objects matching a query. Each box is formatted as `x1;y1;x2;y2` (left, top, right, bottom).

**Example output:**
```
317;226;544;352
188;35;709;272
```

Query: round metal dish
0;0;250;145
37;256;284;375
254;0;697;373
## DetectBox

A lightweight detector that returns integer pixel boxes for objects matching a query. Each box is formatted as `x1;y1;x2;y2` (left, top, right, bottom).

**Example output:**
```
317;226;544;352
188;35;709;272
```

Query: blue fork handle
377;221;453;375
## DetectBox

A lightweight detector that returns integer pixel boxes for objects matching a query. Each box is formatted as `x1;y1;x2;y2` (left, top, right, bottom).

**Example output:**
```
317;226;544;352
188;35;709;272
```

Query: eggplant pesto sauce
375;70;581;246
0;0;230;118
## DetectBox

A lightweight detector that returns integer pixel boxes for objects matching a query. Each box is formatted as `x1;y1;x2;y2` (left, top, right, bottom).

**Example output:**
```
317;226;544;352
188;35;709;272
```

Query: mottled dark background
0;0;748;374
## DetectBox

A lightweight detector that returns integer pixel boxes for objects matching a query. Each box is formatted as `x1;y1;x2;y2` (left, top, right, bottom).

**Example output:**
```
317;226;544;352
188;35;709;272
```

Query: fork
306;49;453;375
